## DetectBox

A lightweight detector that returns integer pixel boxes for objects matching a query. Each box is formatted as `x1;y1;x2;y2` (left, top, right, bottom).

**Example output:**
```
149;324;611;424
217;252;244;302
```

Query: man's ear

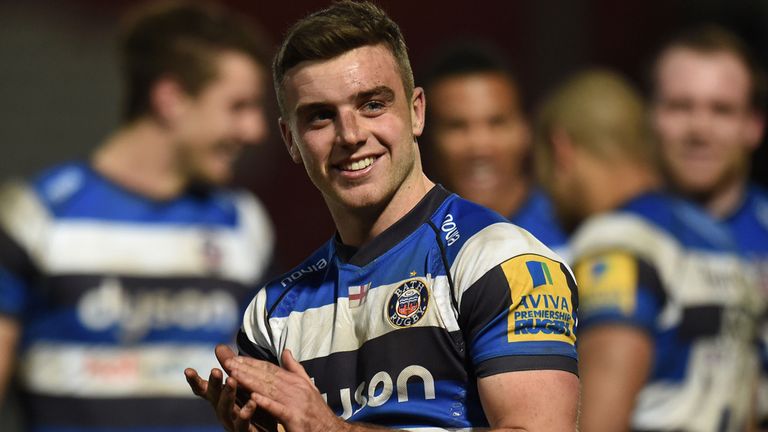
551;127;577;173
411;87;426;138
279;117;302;164
745;109;765;151
150;76;187;123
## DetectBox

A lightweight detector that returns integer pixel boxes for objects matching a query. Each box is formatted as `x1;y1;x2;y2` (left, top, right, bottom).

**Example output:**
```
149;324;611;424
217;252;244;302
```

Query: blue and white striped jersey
0;162;275;432
725;185;768;427
239;185;578;431
571;191;767;432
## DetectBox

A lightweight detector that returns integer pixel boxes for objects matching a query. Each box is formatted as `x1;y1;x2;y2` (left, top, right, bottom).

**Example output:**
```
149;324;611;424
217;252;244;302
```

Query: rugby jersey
571;191;766;432
239;185;577;430
724;185;768;427
0;162;274;432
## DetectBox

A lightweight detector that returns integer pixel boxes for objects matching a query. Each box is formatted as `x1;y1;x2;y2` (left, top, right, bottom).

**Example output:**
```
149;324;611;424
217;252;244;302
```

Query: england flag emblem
348;283;371;308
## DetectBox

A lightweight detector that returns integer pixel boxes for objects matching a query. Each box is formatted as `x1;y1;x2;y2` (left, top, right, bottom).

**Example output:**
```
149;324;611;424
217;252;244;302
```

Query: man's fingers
250;392;289;423
281;349;312;382
206;368;225;403
216;376;238;423
234;397;259;432
216;344;237;373
184;368;208;397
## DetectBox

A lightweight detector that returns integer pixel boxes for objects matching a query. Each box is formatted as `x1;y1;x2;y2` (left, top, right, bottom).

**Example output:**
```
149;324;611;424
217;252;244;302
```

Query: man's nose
336;111;366;147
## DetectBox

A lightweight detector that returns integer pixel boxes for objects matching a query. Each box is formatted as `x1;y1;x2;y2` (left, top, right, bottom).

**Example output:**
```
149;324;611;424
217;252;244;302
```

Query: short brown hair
272;0;414;116
651;24;767;112
120;0;268;121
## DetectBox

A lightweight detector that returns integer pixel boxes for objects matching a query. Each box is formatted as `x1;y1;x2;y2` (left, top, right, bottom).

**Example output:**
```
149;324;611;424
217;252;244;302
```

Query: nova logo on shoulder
320;365;436;419
281;258;328;287
441;214;460;246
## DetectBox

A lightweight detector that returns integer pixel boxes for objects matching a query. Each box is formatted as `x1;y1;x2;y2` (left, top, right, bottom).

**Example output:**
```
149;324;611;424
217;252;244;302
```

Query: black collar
334;185;451;266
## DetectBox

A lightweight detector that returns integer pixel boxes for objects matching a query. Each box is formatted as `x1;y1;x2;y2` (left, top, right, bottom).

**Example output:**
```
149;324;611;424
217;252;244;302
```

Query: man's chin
189;169;233;189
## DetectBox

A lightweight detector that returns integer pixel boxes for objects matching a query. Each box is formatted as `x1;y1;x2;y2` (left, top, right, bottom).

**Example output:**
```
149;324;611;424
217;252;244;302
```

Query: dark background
1;0;767;269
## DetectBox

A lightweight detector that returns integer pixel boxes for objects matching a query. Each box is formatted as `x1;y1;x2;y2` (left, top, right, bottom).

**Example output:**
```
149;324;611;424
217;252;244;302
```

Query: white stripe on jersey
0;181;52;259
243;275;457;362
449;222;567;310
18;342;224;397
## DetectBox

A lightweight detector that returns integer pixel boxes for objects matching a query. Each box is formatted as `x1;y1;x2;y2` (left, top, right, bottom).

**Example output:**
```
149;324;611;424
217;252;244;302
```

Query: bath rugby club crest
386;279;429;328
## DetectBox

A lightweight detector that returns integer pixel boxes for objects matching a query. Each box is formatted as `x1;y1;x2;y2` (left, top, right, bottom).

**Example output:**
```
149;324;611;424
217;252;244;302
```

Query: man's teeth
342;157;376;171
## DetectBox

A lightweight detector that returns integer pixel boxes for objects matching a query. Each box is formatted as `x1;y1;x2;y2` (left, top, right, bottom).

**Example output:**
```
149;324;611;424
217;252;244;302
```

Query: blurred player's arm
573;251;662;432
578;325;652;432
0;318;19;396
0;316;20;402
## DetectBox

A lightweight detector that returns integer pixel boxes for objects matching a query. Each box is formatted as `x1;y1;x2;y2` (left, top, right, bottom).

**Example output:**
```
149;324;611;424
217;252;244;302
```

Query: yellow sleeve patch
574;251;638;316
501;255;577;344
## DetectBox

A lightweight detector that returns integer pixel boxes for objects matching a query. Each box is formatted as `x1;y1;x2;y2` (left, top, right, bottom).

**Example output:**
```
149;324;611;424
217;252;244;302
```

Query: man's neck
588;159;660;216
329;173;435;248
92;118;186;201
677;176;747;220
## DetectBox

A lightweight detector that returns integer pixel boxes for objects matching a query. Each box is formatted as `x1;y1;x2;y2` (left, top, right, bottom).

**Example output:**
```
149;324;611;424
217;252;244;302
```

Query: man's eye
362;101;385;113
309;110;335;124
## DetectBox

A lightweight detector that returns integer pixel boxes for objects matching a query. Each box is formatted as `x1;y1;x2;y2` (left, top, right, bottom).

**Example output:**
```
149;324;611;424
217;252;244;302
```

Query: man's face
652;48;762;198
278;44;425;211
173;51;267;185
428;72;528;211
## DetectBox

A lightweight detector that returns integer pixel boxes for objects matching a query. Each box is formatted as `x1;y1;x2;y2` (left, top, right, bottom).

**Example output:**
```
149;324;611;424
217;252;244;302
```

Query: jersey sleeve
458;254;578;377
573;251;664;334
0;181;47;318
237;287;279;364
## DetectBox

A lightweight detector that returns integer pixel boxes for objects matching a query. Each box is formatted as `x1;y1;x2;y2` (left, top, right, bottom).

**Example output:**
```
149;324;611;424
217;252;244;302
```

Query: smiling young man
0;2;274;431
185;2;578;431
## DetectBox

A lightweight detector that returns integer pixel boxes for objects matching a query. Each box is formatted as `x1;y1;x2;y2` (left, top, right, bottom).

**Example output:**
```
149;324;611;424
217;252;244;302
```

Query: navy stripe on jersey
21;275;251;345
346;380;487;429
459;265;511;344
300;326;467;394
477;355;577;377
39;274;254;306
0;226;38;283
20;395;219;428
237;329;278;364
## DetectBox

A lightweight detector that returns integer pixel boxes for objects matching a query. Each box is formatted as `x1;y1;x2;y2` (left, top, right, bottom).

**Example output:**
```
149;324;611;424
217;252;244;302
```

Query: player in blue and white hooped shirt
185;2;579;431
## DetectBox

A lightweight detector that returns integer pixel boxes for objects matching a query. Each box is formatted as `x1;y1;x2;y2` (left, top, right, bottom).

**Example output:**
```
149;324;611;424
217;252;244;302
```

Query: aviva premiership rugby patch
386;279;430;328
501;255;576;345
574;251;638;316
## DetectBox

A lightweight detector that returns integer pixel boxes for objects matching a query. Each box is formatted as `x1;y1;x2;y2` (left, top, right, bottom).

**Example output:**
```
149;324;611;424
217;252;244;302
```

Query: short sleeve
237;288;279;364
458;254;578;377
573;251;664;334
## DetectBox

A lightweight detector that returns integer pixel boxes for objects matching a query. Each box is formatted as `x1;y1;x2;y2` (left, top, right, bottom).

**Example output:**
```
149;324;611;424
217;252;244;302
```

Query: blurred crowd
0;1;766;431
